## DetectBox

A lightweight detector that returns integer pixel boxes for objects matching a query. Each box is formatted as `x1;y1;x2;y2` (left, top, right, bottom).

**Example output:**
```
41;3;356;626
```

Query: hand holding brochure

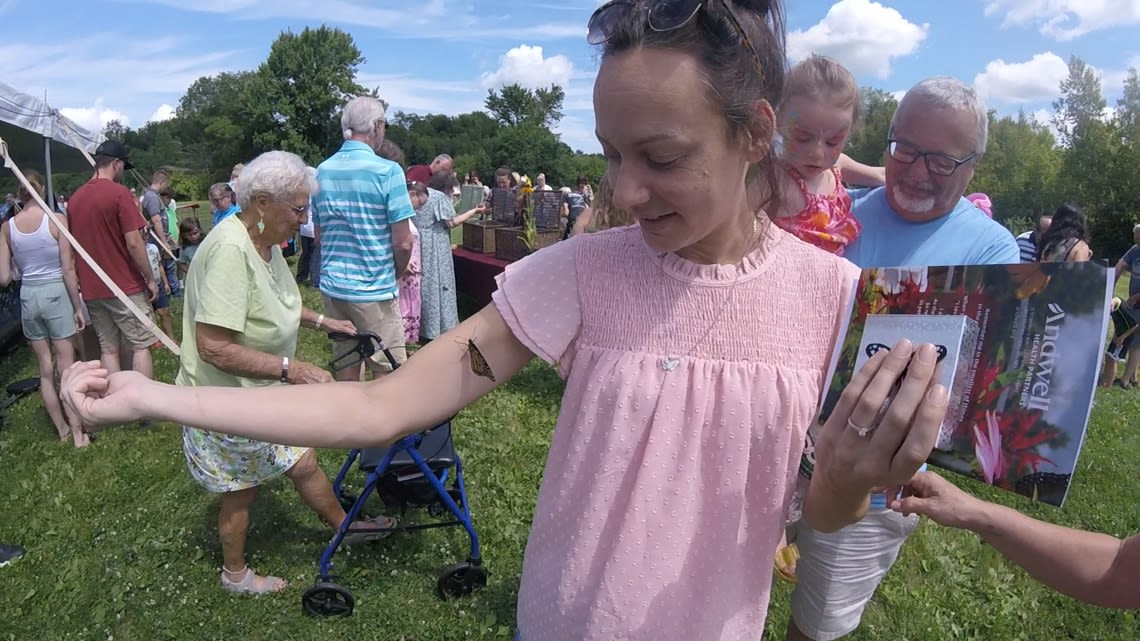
817;262;1112;507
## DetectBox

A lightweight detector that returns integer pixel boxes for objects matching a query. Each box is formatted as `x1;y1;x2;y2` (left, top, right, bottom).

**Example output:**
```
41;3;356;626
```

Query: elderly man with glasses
786;77;1020;641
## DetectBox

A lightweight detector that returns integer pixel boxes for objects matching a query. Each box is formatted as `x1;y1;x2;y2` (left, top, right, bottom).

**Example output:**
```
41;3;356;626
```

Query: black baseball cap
94;140;134;170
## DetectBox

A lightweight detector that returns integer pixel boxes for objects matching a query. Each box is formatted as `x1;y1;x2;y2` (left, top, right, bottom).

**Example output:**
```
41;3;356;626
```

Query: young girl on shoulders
767;54;884;257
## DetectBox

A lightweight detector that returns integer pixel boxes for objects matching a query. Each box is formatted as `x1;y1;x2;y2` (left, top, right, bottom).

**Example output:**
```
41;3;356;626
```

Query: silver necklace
660;216;762;372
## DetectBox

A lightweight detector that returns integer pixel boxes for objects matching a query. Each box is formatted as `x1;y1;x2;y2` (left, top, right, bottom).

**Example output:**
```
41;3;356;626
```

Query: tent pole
44;136;55;211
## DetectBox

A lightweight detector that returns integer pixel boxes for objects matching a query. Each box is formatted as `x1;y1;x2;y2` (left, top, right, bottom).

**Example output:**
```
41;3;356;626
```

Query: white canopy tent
0;80;102;205
0;82;102;352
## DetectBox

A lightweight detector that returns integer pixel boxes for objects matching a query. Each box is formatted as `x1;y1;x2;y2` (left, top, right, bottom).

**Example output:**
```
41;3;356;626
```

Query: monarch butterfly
464;339;496;382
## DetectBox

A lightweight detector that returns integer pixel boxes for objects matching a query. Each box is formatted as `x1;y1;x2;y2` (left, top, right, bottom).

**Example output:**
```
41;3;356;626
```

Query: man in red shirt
67;140;158;378
404;153;452;184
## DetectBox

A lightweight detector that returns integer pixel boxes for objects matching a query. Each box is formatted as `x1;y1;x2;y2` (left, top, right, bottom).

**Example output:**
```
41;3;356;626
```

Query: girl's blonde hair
781;54;861;123
17;170;45;204
590;174;634;232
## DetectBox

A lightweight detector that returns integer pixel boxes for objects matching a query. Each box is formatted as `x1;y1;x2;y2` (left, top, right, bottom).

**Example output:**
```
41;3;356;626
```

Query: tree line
14;26;1140;260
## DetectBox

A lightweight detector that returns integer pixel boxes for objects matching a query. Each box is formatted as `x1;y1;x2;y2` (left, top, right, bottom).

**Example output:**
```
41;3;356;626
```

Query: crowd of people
2;0;1138;636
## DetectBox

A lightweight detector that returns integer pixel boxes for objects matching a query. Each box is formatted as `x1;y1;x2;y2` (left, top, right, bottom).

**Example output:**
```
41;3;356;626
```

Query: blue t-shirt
845;188;1021;268
845;188;1019;507
1120;245;1140;298
312;141;415;302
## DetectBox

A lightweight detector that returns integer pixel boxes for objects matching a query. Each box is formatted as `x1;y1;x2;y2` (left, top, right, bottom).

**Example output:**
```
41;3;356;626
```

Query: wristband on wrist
315;313;324;329
280;356;290;383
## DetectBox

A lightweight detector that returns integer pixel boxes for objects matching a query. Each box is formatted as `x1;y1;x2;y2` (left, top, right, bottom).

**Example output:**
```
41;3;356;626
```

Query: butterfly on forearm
463;338;496;382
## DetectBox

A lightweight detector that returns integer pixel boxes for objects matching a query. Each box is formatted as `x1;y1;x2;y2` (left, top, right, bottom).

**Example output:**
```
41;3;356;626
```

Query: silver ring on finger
847;417;876;437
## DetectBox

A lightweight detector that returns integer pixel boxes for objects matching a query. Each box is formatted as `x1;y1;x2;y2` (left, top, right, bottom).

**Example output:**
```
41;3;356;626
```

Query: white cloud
974;52;1069;103
357;73;483;115
148;104;176;123
984;0;1140;41
479;45;575;91
117;0;585;41
788;0;928;79
0;33;240;142
60;100;131;133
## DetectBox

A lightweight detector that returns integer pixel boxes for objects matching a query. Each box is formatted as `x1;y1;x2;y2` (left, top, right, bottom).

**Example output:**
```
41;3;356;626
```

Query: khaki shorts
86;293;157;351
789;509;920;641
321;295;407;373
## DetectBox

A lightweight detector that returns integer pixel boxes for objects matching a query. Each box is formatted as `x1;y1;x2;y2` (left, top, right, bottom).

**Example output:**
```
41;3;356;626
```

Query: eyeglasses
587;0;765;86
887;139;977;177
276;199;310;216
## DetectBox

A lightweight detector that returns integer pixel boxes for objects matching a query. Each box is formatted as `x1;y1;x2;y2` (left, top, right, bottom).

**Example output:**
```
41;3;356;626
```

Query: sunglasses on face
587;0;766;84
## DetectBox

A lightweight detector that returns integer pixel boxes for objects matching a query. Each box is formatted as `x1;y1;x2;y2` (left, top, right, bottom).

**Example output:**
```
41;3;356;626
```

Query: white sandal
220;565;287;595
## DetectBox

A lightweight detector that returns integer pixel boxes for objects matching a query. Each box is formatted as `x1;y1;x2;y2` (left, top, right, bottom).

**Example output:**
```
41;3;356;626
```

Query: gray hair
1134;223;1140;233
893;77;989;156
233;151;318;209
432;153;452;165
341;96;387;140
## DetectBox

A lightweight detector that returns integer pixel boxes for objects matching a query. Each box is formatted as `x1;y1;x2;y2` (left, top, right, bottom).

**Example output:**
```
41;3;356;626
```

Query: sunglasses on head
587;0;766;84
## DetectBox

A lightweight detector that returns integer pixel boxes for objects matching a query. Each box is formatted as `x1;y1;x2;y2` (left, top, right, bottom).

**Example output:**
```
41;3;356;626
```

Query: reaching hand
322;318;356;336
60;361;154;429
812;340;949;497
890;471;981;530
287;360;334;385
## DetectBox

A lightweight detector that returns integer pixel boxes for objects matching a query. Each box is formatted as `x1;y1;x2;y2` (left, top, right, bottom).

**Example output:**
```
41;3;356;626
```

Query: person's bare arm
52;214;83;313
895;472;1140;609
73;305;535;448
0;222;12;286
391;218;415;277
571;207;594;237
1114;260;1128;285
446;205;487;229
196;322;330;384
836;154;886;187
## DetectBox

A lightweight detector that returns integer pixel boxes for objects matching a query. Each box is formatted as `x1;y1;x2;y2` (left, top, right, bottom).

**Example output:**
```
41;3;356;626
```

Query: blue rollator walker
301;331;487;617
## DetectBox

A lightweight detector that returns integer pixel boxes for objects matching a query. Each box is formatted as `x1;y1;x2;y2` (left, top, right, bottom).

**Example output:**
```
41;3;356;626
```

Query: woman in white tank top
0;170;88;447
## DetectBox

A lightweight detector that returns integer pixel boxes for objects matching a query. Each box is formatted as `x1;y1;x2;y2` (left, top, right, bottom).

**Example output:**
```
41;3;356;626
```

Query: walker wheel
436;562;487;600
302;581;355;617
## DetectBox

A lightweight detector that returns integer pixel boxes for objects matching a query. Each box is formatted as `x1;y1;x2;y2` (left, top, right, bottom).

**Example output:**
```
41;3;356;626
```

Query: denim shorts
20;279;77;341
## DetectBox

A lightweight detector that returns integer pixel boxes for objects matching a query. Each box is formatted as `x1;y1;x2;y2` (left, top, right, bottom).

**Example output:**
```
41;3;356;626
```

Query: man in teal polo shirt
312;96;416;380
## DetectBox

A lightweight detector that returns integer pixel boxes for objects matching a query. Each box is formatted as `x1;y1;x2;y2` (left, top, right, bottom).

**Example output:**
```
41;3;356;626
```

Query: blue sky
2;0;1138;156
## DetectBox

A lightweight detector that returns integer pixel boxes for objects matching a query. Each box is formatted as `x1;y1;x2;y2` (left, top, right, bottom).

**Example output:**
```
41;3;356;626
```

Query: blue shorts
153;285;169;311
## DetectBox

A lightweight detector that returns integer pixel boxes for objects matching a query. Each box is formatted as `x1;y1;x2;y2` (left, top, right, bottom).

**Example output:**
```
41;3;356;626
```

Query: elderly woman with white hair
179;150;396;595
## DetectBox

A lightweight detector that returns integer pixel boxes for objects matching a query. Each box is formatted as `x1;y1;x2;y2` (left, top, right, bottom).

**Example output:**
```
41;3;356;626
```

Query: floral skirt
183;426;307;493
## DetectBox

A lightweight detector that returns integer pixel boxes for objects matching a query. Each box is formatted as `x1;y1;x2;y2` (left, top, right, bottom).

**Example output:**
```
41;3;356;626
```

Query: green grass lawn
0;256;1136;640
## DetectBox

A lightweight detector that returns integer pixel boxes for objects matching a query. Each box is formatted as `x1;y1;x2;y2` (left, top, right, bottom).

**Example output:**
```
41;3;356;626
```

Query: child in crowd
144;231;177;349
176;218;204;282
765;54;885;257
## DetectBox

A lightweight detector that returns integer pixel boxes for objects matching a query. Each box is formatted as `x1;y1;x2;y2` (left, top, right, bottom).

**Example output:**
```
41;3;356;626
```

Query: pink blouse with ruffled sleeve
492;226;859;641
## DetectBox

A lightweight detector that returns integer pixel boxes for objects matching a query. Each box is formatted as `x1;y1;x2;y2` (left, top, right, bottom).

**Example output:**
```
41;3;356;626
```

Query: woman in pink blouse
62;1;949;639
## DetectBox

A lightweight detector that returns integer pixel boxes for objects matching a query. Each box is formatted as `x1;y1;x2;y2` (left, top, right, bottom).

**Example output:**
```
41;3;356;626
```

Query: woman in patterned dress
407;180;485;341
176;151;395;595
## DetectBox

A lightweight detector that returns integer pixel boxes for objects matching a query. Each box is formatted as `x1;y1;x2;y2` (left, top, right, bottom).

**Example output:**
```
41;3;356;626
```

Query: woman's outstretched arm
63;304;534;449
